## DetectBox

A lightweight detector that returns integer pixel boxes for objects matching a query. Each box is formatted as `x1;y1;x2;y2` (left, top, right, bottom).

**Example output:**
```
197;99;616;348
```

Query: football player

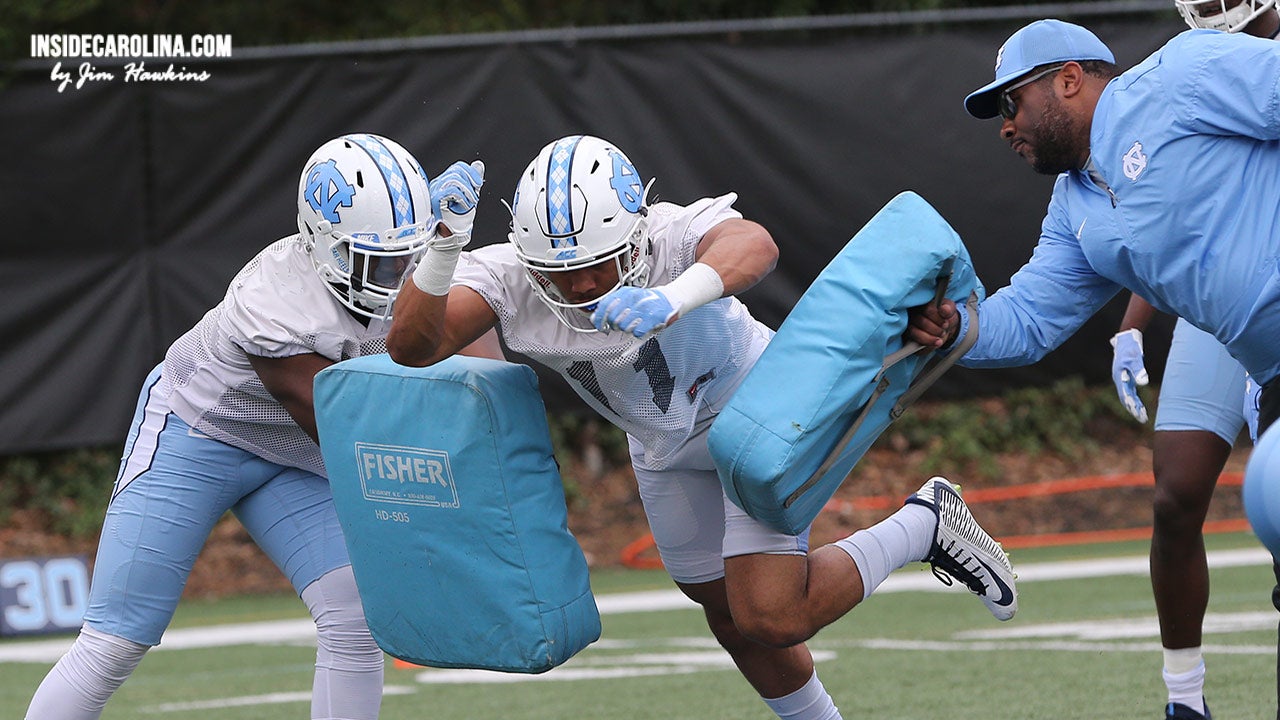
389;134;1017;720
24;133;499;720
1106;3;1278;718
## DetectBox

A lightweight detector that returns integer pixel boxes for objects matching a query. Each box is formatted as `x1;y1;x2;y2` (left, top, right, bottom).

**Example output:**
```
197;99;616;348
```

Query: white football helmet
507;135;654;331
1176;0;1276;31
297;133;435;319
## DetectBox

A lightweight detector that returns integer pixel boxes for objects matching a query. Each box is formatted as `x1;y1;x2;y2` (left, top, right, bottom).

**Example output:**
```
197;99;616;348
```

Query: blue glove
590;287;677;338
428;160;484;243
1110;329;1149;423
1245;373;1262;443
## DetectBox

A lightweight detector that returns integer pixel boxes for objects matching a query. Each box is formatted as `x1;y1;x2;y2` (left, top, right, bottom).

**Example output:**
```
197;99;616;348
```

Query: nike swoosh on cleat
976;558;1015;607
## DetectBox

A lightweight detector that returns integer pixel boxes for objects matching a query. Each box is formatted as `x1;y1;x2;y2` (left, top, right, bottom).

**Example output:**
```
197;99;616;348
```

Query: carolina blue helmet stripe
346;133;415;231
546;135;583;248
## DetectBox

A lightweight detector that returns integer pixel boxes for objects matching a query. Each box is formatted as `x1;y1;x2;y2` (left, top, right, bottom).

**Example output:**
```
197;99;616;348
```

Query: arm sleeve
220;260;350;361
649;193;744;276
222;280;340;358
452;247;517;324
961;189;1122;367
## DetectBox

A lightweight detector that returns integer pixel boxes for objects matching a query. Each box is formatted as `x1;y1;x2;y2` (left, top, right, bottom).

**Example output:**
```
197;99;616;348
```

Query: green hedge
886;376;1146;476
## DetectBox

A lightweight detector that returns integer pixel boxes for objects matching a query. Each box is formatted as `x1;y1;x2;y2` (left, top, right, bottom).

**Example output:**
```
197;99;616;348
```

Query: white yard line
140;686;418;714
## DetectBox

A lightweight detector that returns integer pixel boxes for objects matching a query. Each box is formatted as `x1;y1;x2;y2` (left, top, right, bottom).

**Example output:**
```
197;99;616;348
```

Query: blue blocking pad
314;354;600;673
709;191;983;535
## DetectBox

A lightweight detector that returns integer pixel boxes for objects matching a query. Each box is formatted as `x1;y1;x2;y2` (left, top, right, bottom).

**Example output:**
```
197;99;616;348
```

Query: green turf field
2;532;1275;719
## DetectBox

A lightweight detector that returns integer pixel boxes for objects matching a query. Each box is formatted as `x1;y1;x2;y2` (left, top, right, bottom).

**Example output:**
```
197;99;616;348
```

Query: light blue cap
964;19;1115;119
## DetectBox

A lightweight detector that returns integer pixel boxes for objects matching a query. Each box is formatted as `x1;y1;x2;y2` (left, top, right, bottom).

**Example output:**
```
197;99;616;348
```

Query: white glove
428;160;485;246
1245;373;1262;443
590;262;724;339
411;161;483;296
1110;329;1149;423
591;287;677;338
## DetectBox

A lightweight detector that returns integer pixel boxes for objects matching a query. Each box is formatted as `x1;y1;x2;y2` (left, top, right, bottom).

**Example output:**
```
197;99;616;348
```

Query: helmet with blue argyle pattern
507;135;653;330
297;133;435;319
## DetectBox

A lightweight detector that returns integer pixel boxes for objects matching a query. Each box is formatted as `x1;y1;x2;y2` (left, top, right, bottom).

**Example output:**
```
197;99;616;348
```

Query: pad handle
782;277;978;510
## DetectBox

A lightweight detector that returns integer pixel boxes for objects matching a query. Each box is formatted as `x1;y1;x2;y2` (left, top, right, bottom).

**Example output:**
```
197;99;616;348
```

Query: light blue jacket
961;29;1280;384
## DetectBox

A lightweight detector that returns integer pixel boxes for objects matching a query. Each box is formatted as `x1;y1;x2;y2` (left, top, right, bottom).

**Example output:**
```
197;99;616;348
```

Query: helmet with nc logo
507;135;653;331
297;133;435;319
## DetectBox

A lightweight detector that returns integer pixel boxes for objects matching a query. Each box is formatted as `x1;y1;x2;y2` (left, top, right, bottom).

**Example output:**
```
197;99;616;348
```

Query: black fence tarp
1;7;1184;453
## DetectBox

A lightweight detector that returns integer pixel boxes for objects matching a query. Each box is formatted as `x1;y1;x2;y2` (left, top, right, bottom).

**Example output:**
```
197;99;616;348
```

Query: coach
905;17;1280;719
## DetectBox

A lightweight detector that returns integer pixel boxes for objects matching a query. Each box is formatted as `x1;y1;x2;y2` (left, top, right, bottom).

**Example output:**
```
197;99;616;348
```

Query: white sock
762;670;842;720
1163;646;1203;675
1162;649;1206;714
302;566;385;720
833;503;935;599
24;625;149;720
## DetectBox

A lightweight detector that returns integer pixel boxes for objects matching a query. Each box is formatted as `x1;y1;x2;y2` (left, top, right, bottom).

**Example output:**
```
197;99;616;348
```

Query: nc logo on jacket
1122;141;1148;181
355;442;460;508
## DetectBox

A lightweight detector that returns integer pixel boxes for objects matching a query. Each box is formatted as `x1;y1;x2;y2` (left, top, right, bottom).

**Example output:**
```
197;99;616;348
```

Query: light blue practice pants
1154;318;1246;444
85;365;351;645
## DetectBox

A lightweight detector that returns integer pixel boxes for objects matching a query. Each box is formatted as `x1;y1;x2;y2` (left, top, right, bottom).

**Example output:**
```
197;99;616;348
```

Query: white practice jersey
159;235;390;475
455;194;773;468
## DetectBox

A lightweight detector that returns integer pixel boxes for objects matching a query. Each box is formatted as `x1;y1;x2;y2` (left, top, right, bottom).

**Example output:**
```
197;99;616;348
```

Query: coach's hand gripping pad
314;355;600;673
709;191;983;535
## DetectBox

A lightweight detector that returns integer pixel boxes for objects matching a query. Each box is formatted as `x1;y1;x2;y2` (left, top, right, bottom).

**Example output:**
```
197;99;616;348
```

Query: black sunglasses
998;64;1067;120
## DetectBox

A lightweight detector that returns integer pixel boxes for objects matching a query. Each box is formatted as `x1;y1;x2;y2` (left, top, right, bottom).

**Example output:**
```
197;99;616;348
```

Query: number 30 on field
0;556;90;637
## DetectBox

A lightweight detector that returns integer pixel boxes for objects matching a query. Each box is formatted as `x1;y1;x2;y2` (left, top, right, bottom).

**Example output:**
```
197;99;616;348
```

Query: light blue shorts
1154;318;1246;444
629;419;810;585
84;364;351;646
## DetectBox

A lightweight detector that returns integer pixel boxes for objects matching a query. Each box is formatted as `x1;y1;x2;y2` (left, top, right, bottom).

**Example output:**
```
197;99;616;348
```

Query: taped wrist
661;262;724;316
411;246;463;296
